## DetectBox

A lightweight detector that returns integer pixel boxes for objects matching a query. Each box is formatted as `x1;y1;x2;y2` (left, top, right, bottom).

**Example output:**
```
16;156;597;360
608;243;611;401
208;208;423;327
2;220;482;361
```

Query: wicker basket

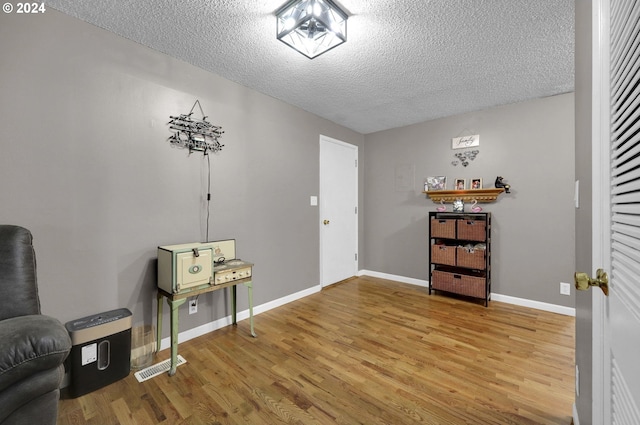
456;246;486;270
431;244;456;266
431;270;486;298
431;218;456;239
456;219;486;241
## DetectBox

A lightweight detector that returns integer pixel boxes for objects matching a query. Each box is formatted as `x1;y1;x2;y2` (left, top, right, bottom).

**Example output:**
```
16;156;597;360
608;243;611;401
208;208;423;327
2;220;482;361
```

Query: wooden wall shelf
424;188;505;203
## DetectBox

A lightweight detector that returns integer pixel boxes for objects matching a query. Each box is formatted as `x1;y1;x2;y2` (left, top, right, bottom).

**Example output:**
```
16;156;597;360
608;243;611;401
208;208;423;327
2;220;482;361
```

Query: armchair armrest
0;315;71;393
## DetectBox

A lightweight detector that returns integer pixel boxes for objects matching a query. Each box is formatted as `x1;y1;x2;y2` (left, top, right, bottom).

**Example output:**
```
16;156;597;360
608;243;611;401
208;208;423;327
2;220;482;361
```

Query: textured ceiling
47;0;575;134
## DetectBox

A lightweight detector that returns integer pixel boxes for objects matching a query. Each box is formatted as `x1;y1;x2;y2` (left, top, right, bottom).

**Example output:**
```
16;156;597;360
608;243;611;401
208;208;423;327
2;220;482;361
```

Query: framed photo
471;178;482;189
454;178;466;191
426;176;447;191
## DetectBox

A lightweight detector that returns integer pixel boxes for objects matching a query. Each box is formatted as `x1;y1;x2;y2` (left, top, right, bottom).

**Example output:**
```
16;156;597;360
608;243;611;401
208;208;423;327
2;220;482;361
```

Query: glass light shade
276;0;347;59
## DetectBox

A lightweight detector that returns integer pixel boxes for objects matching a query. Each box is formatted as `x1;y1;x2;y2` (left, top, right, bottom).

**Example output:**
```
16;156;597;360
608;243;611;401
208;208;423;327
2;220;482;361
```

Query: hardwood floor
58;276;575;425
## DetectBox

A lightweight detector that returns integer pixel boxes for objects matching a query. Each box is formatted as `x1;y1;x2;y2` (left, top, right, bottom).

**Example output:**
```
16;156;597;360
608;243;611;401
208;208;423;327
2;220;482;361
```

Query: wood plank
58;276;574;425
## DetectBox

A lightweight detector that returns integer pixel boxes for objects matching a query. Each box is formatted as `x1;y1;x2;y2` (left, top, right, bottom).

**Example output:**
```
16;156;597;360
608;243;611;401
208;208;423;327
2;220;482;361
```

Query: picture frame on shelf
454;178;466;190
471;178;482;189
426;176;447;191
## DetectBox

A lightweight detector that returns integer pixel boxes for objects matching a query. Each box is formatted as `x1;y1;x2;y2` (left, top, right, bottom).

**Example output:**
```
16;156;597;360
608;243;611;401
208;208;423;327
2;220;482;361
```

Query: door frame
319;135;358;288
591;0;611;422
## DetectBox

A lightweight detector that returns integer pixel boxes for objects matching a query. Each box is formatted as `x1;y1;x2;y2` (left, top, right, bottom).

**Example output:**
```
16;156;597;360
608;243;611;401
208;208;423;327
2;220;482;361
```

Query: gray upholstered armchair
0;225;71;425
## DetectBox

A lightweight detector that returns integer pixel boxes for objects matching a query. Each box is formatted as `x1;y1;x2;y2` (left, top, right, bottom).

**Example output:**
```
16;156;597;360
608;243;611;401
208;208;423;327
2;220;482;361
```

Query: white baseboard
158;284;321;351
491;293;575;316
160;270;575;351
358;270;576;317
358;269;429;287
573;403;580;425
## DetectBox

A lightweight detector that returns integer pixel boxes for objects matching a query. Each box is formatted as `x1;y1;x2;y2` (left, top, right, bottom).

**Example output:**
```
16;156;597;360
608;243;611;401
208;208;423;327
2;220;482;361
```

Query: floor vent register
134;355;187;382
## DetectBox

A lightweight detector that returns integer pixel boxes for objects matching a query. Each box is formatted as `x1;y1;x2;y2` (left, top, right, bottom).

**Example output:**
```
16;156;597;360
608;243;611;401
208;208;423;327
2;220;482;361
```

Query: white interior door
592;0;640;423
319;135;358;287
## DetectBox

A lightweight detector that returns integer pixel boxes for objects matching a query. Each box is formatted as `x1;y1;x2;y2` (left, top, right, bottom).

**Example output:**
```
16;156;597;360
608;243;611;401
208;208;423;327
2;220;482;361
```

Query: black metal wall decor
451;149;479;167
168;100;224;154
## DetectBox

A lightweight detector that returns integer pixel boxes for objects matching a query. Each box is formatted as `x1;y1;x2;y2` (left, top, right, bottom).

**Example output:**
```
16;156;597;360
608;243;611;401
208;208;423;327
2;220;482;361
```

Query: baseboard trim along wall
358;270;430;288
160;269;575;351
357;270;576;317
158;284;321;351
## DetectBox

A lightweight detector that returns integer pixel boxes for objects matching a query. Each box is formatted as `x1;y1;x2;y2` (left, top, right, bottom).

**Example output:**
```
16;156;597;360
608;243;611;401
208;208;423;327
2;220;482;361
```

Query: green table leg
156;292;163;352
167;297;186;376
243;281;257;338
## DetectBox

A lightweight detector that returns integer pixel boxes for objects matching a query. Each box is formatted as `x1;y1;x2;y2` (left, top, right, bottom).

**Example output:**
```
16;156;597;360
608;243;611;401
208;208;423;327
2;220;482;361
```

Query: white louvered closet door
607;0;640;423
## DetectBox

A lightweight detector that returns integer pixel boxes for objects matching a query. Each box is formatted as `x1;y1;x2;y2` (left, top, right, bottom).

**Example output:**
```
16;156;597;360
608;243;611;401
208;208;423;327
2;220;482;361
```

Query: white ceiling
47;0;575;134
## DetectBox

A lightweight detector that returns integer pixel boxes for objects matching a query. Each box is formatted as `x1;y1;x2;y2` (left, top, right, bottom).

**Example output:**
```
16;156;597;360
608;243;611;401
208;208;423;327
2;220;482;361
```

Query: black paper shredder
65;308;132;398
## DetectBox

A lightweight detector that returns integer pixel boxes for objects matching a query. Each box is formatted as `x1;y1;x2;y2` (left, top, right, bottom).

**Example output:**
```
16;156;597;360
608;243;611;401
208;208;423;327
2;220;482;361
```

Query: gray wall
0;10;364;334
363;93;576;307
574;0;594;422
0;8;577;347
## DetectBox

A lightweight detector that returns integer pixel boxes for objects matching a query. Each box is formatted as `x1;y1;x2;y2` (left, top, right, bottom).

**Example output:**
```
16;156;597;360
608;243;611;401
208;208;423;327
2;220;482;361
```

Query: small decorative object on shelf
426;176;447;191
453;198;464;212
495;176;511;193
470;199;483;212
436;200;447;212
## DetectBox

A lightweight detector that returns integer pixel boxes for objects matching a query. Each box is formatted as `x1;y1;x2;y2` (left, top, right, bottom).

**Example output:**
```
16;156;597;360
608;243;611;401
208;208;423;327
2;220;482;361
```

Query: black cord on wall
205;152;212;242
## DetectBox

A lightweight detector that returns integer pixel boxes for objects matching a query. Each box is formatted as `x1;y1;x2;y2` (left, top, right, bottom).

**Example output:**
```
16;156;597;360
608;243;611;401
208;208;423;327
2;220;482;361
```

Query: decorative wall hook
167;100;224;154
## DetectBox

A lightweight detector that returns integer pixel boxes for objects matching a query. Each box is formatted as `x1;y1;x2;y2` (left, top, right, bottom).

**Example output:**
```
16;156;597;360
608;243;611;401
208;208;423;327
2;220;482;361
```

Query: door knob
323;220;330;225
574;268;609;296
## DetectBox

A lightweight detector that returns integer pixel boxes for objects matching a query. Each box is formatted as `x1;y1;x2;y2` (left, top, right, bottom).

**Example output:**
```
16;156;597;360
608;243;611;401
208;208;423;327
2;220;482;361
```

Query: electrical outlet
560;282;571;296
189;299;198;314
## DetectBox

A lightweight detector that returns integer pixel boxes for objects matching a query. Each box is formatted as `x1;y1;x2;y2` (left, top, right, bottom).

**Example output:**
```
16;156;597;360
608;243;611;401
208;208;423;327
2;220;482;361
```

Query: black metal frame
428;211;491;307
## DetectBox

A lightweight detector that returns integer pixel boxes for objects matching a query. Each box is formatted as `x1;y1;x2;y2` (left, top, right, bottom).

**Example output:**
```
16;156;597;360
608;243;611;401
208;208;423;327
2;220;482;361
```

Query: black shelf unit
428;212;492;306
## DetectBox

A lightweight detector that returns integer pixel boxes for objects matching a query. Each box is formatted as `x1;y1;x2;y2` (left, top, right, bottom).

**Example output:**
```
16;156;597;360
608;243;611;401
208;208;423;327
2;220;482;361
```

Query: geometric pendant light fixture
276;0;348;59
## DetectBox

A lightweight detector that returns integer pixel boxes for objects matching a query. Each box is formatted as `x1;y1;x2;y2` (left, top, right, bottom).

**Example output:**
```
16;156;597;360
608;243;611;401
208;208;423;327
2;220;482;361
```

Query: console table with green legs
156;276;256;376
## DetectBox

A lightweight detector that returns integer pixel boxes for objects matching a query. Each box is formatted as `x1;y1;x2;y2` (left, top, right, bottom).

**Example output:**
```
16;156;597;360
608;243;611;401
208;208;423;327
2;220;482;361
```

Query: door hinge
355;253;358;261
355;159;358;167
355;206;358;214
